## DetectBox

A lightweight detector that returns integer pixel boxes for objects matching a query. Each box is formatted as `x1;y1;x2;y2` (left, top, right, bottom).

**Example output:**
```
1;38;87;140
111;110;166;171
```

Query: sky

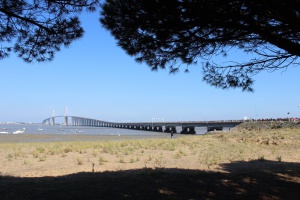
1;12;300;123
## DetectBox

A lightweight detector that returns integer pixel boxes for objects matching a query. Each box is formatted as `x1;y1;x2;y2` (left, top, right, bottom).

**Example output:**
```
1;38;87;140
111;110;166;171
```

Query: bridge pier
143;125;152;131
64;116;68;126
207;126;223;132
181;126;196;134
129;125;136;130
51;117;55;125
164;126;177;133
152;126;163;132
138;125;144;130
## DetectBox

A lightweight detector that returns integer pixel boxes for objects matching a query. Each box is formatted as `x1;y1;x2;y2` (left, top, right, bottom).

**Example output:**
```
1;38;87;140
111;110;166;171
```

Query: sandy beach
1;124;300;199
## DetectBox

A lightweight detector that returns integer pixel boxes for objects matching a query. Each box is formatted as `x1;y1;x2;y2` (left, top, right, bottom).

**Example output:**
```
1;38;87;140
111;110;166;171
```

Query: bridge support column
51;117;55;125
152;126;163;132
181;126;196;134
64;116;68;126
138;125;144;130
164;126;177;133
207;126;223;132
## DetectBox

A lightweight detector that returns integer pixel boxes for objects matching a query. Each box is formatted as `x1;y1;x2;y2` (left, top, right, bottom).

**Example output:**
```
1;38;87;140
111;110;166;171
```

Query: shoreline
1;126;299;199
0;133;179;143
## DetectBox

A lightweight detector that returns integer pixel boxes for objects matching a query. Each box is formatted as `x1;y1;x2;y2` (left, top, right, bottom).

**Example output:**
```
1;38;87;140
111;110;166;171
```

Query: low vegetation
0;122;299;177
0;122;299;199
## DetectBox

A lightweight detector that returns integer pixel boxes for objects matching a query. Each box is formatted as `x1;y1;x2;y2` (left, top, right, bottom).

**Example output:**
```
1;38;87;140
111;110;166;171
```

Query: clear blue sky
1;12;300;123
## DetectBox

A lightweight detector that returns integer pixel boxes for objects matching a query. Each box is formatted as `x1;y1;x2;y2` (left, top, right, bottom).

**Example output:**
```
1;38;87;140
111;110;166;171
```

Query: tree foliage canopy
100;0;300;91
0;0;99;62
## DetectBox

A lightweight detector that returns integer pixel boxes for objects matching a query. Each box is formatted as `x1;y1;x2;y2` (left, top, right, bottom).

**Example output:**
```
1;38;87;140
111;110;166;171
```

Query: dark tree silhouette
0;0;99;62
100;0;300;91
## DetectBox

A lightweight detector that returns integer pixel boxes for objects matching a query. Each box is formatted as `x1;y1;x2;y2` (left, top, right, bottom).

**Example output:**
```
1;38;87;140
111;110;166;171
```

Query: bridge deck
42;116;243;134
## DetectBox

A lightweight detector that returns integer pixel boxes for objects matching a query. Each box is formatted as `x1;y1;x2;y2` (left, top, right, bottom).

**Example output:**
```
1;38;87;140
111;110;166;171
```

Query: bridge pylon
64;116;68;126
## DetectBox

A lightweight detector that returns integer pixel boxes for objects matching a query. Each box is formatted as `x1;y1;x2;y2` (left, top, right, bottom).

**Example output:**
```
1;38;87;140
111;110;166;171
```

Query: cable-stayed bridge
42;116;243;134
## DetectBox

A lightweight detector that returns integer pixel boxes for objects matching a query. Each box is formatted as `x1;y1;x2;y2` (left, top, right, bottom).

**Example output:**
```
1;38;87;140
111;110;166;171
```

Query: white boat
38;124;43;131
75;129;83;133
0;131;9;134
13;128;25;134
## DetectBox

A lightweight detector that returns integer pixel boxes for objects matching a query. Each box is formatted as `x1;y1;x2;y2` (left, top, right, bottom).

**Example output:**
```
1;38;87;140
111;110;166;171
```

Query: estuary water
0;123;209;136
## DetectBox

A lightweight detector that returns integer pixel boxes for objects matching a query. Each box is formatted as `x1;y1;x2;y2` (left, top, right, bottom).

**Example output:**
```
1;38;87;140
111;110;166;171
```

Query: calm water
0;124;209;135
